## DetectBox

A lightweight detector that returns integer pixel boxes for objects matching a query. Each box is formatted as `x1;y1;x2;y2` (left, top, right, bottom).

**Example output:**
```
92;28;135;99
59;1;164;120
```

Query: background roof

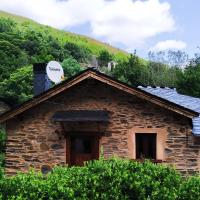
138;86;200;136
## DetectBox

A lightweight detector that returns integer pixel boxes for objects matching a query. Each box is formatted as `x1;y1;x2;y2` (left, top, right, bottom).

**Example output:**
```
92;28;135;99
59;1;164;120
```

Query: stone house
0;66;200;175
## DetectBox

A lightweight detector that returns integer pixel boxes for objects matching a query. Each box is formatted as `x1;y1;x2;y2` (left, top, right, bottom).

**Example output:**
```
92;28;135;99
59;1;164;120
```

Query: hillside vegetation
0;11;129;105
0;11;200;106
0;10;127;57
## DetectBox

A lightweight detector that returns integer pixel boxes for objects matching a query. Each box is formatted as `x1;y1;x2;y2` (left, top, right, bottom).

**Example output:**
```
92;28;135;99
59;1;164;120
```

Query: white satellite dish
46;61;64;84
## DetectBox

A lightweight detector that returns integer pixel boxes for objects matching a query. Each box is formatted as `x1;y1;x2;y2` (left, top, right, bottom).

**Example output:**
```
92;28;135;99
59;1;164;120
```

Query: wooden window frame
65;132;100;165
128;128;167;161
135;133;157;160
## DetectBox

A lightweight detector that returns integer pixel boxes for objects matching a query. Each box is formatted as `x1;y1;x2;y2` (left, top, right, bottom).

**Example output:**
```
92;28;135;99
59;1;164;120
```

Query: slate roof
138;86;200;136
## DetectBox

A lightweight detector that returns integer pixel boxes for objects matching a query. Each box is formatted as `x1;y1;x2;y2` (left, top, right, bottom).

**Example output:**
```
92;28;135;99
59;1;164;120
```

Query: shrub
0;167;4;179
0;158;184;200
1;170;47;200
64;42;91;62
0;158;200;200
0;65;33;105
179;175;200;200
61;57;85;79
98;50;113;67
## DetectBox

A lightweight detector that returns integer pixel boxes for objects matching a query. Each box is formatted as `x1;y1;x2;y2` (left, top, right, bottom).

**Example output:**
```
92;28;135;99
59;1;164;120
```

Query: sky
0;0;199;59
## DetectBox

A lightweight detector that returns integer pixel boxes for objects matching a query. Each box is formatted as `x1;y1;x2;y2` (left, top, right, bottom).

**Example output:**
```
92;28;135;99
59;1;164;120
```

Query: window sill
132;159;163;164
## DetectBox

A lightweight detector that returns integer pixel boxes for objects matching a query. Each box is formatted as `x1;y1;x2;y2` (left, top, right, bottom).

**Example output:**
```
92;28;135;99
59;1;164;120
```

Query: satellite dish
46;61;64;84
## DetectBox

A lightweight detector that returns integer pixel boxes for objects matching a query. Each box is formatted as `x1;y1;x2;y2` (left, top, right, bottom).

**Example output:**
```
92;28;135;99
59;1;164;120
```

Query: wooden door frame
65;132;101;165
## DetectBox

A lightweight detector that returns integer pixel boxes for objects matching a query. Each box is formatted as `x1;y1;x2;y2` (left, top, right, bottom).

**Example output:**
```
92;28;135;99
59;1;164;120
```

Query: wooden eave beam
89;72;197;119
0;71;91;123
0;70;197;123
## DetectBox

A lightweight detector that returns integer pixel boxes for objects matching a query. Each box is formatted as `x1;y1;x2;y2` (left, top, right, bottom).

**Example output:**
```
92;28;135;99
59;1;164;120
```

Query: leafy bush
64;42;91;62
0;66;33;105
179;175;200;200
0;16;126;106
62;57;85;79
0;158;186;200
176;63;200;98
0;154;4;168
113;54;149;86
0;167;4;179
0;18;16;32
98;50;113;67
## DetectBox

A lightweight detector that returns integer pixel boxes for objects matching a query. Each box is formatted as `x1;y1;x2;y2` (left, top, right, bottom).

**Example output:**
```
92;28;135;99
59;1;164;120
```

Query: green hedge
179;176;200;200
0;158;199;200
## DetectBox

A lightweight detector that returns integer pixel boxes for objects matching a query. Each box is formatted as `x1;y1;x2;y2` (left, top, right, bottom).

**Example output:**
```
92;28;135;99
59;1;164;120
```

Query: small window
136;133;156;159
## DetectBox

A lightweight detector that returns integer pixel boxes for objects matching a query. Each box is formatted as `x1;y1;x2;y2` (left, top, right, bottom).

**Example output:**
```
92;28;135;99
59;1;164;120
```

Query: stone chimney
33;63;52;96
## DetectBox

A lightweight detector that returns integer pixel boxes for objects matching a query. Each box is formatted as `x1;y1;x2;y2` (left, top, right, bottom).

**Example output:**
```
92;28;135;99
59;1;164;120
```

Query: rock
51;144;62;150
40;143;49;151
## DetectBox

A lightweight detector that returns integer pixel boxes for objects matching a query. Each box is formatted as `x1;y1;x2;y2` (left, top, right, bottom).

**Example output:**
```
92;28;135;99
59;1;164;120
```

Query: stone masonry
5;79;200;175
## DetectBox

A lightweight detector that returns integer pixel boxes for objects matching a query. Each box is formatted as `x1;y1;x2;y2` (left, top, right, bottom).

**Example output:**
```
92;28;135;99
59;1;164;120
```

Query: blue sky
0;0;199;59
156;0;200;58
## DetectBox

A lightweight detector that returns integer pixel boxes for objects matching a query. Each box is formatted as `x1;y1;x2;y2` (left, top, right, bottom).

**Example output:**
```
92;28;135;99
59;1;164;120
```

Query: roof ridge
138;85;177;90
0;68;198;124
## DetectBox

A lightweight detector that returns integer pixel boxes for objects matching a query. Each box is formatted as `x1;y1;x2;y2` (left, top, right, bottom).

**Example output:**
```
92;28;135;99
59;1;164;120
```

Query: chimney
33;63;52;96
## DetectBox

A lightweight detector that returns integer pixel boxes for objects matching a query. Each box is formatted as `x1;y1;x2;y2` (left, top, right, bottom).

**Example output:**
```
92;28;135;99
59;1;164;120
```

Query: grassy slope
0;10;128;60
0;10;35;23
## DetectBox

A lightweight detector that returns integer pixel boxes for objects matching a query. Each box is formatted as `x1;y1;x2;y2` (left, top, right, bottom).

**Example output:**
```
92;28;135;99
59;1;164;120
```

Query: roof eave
0;68;198;124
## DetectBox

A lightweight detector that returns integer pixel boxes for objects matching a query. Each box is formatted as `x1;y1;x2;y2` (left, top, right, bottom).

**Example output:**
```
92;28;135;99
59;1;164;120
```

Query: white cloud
151;40;187;51
91;0;175;48
0;0;176;49
0;0;99;28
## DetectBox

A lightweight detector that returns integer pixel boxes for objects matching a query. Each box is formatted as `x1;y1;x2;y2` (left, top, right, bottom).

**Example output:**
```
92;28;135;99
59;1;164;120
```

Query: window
136;133;156;159
128;128;166;161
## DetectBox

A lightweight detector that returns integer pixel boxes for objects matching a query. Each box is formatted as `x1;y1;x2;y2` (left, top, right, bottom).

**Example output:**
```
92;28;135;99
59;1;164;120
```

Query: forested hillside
0;11;129;105
0;11;200;106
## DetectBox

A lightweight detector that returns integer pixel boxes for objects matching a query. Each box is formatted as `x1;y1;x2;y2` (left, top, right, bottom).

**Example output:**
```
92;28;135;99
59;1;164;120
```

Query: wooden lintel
64;131;104;137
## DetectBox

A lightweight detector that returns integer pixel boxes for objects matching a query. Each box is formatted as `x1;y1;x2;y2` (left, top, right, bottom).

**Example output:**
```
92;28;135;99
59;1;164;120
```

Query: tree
22;30;52;63
0;18;16;32
0;40;28;79
113;54;148;86
167;50;188;67
147;61;181;88
64;42;91;62
0;66;33;105
47;36;66;61
62;57;85;78
148;50;188;67
176;63;200;97
98;50;113;67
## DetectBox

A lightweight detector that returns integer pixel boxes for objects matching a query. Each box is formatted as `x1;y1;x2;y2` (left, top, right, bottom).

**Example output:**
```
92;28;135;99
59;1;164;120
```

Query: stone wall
5;79;200;175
